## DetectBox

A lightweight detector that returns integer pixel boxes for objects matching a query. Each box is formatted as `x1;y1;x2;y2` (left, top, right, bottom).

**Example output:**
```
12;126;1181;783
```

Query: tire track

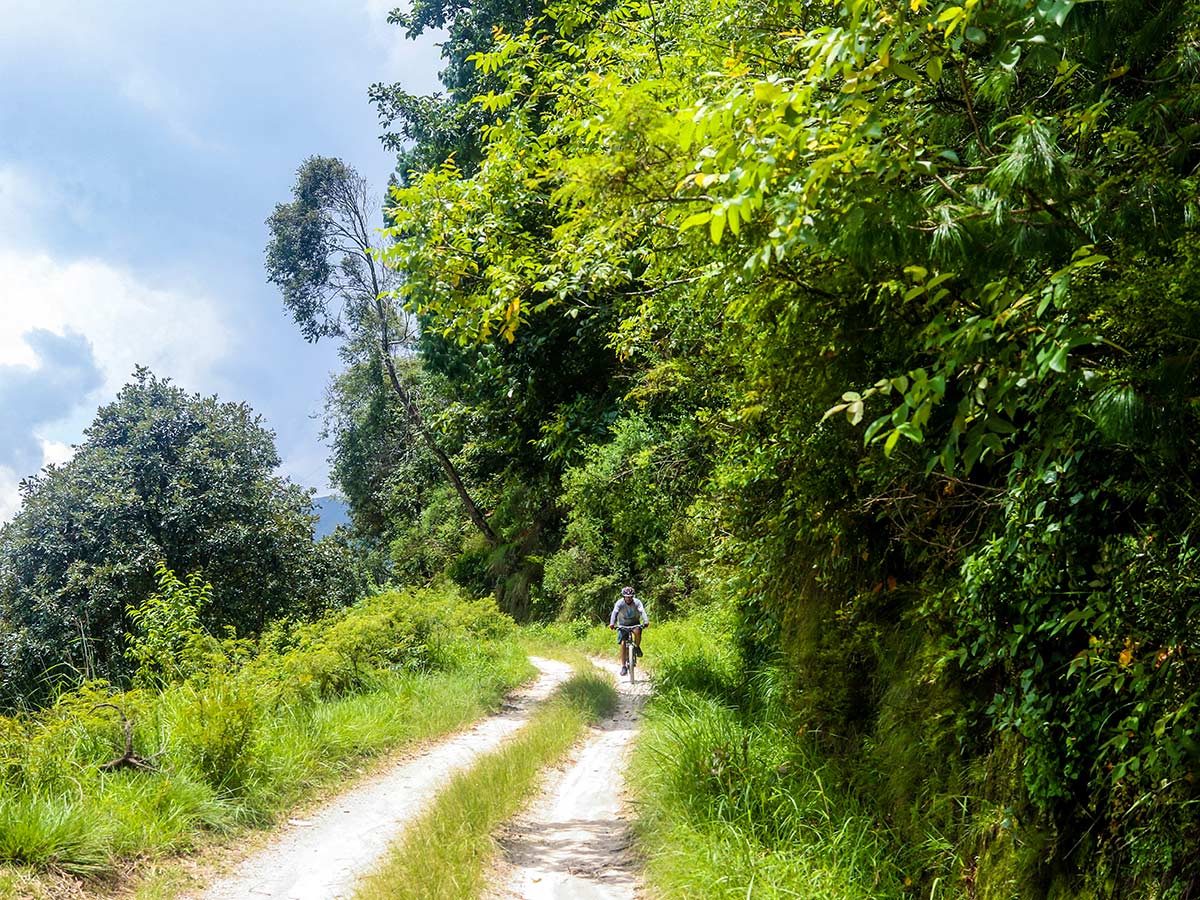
187;656;574;900
487;658;648;900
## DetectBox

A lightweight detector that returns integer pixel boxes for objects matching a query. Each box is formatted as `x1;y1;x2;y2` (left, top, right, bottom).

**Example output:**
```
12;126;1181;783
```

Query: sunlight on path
187;657;573;900
488;658;648;900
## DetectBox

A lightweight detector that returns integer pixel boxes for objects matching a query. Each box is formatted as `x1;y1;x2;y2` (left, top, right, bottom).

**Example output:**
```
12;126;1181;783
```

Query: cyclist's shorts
616;624;640;644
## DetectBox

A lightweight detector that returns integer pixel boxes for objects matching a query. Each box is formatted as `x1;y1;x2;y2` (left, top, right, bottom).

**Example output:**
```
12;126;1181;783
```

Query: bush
0;370;361;701
0;584;528;876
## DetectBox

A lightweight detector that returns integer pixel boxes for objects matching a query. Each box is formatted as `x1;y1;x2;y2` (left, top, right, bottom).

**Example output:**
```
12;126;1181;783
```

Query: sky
0;1;444;522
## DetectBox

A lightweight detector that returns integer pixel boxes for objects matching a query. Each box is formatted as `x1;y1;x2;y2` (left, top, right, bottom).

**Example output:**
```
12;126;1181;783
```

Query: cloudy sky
0;2;443;522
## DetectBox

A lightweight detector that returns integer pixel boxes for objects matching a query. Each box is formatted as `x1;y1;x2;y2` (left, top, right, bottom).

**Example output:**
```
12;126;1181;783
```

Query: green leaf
998;44;1021;70
710;209;726;244
1039;0;1077;26
1047;344;1069;373
887;61;922;82
680;211;712;230
884;429;902;456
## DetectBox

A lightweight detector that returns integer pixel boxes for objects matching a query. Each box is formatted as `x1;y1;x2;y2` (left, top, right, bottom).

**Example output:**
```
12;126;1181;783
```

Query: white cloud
0;254;233;524
0;165;58;250
0;467;19;524
40;439;74;468
118;68;227;154
361;0;446;96
0;250;233;400
0;439;75;526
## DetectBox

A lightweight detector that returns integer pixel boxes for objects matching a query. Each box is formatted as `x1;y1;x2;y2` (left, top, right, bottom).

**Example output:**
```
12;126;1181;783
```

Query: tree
364;0;1200;890
0;369;359;703
266;156;499;546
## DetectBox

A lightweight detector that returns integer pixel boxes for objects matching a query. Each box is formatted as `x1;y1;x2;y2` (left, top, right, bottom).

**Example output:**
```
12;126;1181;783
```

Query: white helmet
621;586;634;597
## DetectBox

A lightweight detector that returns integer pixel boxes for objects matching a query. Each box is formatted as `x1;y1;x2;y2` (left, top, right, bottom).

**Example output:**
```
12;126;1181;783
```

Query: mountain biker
609;586;648;676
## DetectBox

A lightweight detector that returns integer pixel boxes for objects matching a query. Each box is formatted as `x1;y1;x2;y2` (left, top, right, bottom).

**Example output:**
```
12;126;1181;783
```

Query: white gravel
487;657;649;900
186;656;574;900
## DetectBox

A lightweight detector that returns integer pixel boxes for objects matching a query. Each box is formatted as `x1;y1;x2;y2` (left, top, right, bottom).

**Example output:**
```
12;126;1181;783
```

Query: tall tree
266;156;498;546
368;0;1200;890
0;368;357;703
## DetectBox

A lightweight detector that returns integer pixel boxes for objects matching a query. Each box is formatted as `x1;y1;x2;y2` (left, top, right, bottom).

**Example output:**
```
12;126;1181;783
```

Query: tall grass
600;610;917;900
354;666;617;900
0;587;532;881
635;689;911;899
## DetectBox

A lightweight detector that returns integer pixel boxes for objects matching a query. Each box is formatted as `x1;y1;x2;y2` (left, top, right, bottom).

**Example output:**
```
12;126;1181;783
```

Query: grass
0;587;534;891
571;609;914;900
633;689;913;900
353;665;617;900
0;665;531;883
517;610;920;897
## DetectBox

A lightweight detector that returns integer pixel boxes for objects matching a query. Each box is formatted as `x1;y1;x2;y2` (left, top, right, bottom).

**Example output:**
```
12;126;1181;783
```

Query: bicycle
616;623;645;684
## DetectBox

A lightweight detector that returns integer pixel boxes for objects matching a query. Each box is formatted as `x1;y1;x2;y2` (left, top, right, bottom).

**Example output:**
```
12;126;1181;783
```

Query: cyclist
609;585;648;676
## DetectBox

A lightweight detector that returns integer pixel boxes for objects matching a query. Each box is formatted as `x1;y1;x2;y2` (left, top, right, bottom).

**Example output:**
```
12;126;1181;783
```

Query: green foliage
632;612;913;900
126;563;212;686
343;0;1200;892
0;369;360;702
0;586;529;875
0;796;110;876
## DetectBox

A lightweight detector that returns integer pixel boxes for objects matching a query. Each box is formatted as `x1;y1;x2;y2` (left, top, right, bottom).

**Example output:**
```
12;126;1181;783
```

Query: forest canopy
318;0;1200;893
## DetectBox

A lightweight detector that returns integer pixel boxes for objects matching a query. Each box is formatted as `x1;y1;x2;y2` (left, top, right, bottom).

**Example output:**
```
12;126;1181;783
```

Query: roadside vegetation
353;665;616;900
302;0;1200;894
629;614;912;900
534;613;917;899
0;577;529;883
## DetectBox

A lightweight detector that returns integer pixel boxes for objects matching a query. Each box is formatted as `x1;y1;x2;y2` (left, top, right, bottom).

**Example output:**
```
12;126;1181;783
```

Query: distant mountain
313;495;351;539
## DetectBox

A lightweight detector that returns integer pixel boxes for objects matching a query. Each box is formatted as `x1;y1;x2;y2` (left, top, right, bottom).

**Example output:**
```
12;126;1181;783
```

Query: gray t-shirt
610;597;648;627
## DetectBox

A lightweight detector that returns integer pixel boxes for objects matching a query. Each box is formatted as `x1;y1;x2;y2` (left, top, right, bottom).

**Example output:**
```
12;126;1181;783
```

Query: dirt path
186;656;574;900
487;657;649;900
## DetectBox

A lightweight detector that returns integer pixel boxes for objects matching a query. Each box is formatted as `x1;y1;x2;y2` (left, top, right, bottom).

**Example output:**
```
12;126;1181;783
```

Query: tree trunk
374;300;500;548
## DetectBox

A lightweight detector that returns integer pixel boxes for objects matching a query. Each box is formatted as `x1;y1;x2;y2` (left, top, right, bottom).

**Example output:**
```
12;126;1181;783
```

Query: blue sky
0;2;443;521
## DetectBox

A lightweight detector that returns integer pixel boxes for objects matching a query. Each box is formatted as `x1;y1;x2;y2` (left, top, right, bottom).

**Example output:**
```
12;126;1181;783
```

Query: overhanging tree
266;156;499;546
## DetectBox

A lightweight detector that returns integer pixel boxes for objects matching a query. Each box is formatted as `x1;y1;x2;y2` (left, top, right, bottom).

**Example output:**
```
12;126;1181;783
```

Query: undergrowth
0;584;531;881
598;607;918;900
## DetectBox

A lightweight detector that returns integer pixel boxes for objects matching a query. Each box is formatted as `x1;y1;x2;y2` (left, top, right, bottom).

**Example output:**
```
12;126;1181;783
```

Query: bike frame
617;624;642;684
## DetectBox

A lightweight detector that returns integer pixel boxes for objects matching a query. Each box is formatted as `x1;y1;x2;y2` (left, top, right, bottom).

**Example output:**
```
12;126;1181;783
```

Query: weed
0;586;532;882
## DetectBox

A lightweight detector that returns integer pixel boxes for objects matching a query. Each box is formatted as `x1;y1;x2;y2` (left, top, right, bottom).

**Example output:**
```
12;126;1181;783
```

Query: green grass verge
353;665;617;900
633;689;912;900
537;608;916;900
0;587;533;884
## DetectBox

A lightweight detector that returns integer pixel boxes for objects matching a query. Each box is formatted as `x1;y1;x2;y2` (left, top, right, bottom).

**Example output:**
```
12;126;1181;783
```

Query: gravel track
486;657;649;900
186;656;574;900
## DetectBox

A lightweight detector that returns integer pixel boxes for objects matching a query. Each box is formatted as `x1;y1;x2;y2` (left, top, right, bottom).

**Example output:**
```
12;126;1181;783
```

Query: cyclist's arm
609;601;620;627
635;597;648;626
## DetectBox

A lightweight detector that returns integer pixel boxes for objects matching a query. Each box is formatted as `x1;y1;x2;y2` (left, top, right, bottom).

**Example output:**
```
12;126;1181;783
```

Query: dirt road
188;657;574;900
487;658;648;900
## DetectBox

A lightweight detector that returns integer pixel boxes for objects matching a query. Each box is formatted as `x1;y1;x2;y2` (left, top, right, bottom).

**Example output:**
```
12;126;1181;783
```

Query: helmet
621;586;634;597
